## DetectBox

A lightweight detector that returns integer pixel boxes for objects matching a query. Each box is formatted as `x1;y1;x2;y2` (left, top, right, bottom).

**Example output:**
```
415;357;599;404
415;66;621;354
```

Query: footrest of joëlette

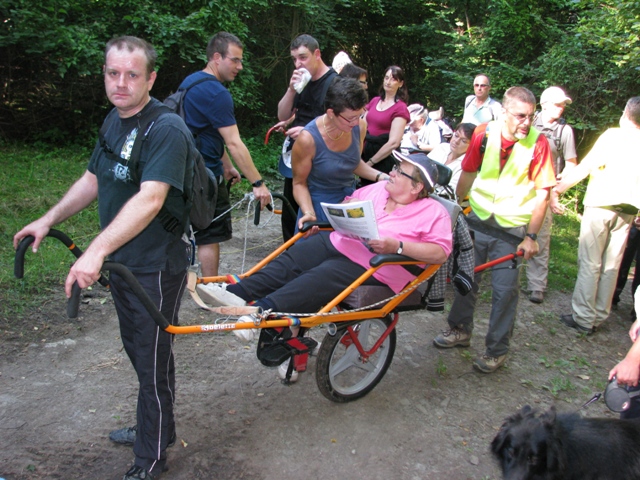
256;327;318;370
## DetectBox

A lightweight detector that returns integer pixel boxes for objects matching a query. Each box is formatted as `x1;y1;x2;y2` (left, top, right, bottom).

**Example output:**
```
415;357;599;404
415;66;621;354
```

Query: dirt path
0;209;636;480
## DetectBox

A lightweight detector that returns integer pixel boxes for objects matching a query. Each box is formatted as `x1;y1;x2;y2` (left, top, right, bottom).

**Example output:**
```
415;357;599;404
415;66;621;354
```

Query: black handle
102;262;170;329
67;282;81;318
271;192;297;221
14;229;109;285
254;201;261;225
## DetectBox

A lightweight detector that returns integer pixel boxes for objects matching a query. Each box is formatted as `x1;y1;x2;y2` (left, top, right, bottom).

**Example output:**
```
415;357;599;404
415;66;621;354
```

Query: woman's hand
298;212;319;238
367;237;401;255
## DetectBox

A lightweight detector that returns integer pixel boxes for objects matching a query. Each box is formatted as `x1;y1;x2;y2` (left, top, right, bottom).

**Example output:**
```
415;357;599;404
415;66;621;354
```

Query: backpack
99;101;218;236
533;112;566;174
163;76;217;135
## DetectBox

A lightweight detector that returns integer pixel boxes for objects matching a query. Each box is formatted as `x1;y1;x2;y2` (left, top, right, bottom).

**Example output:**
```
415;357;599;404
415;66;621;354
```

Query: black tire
316;316;396;403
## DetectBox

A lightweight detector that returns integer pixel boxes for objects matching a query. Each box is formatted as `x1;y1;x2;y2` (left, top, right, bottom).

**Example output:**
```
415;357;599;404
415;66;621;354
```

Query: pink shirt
330;182;453;293
365;97;410;136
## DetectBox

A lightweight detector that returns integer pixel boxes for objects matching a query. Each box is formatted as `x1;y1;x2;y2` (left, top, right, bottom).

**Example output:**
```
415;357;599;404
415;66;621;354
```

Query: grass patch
0;144;98;321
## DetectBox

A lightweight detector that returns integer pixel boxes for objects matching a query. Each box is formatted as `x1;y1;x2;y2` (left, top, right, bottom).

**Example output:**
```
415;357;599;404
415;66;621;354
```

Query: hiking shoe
196;282;246;307
560;313;594;335
233;315;258;342
109;425;176;448
529;290;544;304
278;359;299;383
122;465;160;480
473;354;507;373
433;327;471;348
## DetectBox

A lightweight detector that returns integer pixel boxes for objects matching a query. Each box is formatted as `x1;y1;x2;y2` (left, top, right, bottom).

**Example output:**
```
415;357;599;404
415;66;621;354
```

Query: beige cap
540;86;572;105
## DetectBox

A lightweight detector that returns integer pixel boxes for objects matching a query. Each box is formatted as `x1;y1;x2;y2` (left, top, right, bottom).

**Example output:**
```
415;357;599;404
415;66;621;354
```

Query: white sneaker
278;359;299;382
197;282;246;307
233;315;258;343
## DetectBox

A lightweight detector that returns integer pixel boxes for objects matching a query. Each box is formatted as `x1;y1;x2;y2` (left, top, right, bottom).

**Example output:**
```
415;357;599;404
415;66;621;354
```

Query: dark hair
206;32;243;62
503;86;536;109
379;65;408;103
410;160;438;198
105;36;157;78
457;122;476;140
324;77;368;115
291;34;319;53
625;97;640;127
340;63;367;81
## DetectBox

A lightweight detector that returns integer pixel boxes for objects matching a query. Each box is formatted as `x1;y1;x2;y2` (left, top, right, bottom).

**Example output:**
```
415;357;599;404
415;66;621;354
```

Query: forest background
2;0;639;153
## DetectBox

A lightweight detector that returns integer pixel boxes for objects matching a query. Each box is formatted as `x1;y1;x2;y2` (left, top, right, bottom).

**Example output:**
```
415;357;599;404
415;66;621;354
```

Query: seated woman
292;76;386;231
427;122;475;194
198;153;452;337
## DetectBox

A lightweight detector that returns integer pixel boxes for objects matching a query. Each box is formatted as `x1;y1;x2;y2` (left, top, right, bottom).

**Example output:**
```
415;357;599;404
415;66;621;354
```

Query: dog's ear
540;407;566;473
491;425;508;456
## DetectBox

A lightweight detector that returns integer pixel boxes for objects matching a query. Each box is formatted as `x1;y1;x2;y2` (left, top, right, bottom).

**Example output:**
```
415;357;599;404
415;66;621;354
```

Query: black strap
99;103;187;236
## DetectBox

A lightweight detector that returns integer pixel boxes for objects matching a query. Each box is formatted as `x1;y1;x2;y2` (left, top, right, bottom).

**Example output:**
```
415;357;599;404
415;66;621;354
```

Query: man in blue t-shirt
180;32;270;277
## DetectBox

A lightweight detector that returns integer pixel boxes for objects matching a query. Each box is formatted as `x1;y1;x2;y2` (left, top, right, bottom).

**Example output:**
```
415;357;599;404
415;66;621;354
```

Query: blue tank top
296;119;362;226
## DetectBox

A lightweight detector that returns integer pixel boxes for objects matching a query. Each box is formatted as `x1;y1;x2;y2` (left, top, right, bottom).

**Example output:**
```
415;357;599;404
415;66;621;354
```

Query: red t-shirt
461;123;556;189
365;97;410;136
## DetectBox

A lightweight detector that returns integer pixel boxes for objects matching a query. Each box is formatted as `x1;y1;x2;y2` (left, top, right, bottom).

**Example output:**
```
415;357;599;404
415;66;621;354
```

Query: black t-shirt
88;98;192;274
292;68;337;128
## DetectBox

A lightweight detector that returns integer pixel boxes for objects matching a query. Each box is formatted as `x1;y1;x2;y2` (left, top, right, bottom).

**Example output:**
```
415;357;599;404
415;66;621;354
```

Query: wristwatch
252;179;264;188
397;241;404;255
525;233;538;241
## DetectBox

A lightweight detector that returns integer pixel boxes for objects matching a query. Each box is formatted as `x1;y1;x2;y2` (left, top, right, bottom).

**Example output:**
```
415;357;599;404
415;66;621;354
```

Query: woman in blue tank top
291;77;388;232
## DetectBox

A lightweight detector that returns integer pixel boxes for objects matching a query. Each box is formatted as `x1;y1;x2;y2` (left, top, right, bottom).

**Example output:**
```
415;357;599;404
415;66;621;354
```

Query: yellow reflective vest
469;122;541;227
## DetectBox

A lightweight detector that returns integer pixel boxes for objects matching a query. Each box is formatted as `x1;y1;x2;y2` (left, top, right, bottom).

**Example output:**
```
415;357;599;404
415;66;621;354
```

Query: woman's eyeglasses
338;113;361;125
392;162;414;181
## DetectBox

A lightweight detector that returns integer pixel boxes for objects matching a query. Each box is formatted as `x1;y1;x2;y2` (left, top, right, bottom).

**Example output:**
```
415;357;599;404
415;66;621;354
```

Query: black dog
491;405;640;480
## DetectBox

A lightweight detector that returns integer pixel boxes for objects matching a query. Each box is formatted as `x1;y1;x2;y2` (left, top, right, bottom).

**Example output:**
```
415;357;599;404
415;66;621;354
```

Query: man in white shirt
462;74;502;125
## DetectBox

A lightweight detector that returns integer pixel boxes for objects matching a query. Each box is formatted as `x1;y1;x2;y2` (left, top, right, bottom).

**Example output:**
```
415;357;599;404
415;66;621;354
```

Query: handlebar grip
67;282;81;319
254;201;261;225
14;235;35;279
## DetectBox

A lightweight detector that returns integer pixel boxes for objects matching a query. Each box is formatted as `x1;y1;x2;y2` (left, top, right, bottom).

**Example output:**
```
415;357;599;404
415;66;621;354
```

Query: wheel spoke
329;343;360;376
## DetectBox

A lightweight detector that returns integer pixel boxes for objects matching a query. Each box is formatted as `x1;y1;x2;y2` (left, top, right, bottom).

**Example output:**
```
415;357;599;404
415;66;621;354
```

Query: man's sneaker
122;465;160;480
560;313;594;335
473;354;507;373
196;282;246;307
233;315;258;342
529;290;544;304
110;425;137;445
433;327;471;348
278;359;299;383
109;425;176;448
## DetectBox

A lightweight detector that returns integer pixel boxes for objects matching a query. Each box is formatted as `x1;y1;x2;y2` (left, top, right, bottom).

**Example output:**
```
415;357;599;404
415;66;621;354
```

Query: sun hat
407;103;426;124
540;86;572;105
392;150;438;193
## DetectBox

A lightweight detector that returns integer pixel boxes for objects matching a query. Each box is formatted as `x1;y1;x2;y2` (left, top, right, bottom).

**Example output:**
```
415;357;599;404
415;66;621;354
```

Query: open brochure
320;200;379;241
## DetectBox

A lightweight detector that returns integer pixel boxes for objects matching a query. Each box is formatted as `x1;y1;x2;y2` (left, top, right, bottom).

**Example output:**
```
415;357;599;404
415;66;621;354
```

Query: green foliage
2;0;639;143
0;143;98;317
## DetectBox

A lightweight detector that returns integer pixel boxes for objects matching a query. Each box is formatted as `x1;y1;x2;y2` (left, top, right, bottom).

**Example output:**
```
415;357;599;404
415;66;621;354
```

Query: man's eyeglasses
392;161;415;181
507;110;535;124
474;83;489;88
225;56;243;65
338;113;360;125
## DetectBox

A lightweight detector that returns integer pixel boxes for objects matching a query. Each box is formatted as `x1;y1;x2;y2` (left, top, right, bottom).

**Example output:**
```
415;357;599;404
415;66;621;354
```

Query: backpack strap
318;69;338;110
479;123;490;156
465;95;475;109
127;104;189;236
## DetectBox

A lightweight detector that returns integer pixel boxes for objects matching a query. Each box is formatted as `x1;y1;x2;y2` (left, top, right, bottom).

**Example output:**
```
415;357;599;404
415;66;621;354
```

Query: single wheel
316;316;396;402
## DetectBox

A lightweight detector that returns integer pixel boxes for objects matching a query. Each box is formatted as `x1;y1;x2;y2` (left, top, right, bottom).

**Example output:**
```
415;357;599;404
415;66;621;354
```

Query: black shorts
195;177;232;246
